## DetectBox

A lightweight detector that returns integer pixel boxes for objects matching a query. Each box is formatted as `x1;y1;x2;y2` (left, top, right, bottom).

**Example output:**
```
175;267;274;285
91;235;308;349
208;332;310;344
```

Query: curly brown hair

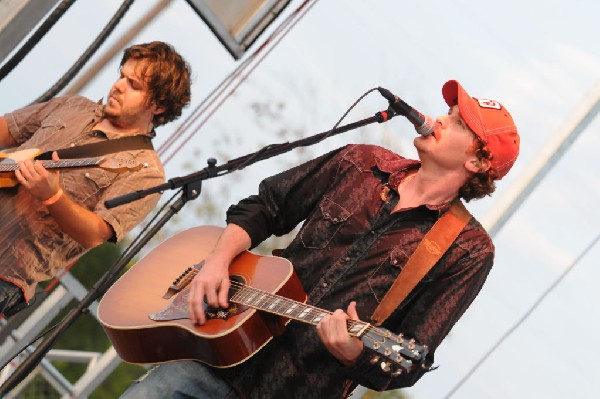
458;137;498;202
121;41;191;126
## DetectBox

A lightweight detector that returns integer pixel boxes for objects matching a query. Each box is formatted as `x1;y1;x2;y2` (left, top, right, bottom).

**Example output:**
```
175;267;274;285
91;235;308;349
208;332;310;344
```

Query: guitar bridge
150;274;248;322
162;261;204;299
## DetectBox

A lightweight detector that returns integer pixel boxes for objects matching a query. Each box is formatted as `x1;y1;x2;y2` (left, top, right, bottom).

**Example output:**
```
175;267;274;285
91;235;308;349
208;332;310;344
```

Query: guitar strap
36;134;154;160
370;200;472;326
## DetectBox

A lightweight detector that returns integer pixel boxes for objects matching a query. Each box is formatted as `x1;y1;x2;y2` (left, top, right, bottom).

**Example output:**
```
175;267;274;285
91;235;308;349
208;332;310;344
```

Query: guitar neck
0;157;104;172
230;283;369;336
164;263;428;372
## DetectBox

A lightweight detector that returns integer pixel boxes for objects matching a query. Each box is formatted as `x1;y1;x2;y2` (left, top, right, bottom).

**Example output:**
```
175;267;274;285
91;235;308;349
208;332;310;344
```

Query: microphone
377;87;434;136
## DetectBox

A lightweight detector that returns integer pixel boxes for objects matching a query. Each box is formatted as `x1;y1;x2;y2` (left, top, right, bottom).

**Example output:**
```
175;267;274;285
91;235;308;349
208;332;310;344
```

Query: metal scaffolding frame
0;272;123;397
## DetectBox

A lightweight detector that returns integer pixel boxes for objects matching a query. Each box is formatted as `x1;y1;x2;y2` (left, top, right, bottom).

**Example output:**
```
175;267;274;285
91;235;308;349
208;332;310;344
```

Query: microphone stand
0;106;397;395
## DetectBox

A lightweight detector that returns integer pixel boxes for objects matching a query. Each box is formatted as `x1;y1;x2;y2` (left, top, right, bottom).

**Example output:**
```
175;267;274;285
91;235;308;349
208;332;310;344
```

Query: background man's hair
121;41;192;126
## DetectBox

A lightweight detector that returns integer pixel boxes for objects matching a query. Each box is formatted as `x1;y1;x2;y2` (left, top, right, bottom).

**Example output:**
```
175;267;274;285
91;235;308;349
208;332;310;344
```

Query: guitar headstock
360;327;429;376
98;158;144;172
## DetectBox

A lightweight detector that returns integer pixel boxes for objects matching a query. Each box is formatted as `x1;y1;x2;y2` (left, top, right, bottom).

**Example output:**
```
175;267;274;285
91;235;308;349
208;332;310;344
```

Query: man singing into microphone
121;80;520;398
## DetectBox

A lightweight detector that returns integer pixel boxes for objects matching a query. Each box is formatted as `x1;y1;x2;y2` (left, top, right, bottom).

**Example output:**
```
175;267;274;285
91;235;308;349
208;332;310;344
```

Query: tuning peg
396;333;404;343
369;355;380;365
391;368;403;377
380;361;392;373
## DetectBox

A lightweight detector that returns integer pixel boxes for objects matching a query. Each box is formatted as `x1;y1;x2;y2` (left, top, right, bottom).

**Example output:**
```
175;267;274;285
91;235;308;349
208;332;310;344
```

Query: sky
1;0;599;397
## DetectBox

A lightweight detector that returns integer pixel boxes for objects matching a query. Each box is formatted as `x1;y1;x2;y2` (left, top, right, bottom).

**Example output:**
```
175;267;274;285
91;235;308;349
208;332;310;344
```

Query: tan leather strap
370;200;472;326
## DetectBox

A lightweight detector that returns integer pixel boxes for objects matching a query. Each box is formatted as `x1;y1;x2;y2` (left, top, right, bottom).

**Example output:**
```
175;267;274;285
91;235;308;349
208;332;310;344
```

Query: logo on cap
477;99;502;110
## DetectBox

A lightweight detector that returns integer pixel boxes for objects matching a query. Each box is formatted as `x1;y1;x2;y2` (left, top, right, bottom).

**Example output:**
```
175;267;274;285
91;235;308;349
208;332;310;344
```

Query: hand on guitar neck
316;301;364;366
13;150;61;203
0;147;143;190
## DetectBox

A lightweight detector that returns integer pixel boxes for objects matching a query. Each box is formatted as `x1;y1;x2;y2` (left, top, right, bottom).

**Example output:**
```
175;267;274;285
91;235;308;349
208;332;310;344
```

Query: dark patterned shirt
0;95;165;301
218;144;494;398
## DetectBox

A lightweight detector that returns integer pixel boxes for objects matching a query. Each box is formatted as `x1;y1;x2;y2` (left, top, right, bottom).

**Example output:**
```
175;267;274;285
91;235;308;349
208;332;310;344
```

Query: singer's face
415;106;479;171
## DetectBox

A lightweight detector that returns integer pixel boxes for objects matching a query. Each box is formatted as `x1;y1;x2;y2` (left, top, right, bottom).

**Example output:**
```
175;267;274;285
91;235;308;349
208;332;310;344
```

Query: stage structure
0;0;61;62
185;0;292;59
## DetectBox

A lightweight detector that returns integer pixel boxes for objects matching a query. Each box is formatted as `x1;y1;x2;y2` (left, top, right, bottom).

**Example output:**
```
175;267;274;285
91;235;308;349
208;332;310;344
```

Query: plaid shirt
0;95;165;301
218;144;494;398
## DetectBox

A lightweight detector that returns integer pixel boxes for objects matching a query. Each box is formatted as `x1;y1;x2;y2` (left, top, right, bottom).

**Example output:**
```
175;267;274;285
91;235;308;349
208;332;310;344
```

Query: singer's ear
465;158;491;174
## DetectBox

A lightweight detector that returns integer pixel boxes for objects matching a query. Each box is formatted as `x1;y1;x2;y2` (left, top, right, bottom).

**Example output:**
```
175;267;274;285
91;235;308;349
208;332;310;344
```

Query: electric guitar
97;226;429;375
0;148;143;188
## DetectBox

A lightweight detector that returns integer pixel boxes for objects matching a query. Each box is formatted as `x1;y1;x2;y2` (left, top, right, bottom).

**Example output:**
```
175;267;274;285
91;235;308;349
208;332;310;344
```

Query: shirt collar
373;155;455;215
373;155;420;189
93;98;156;139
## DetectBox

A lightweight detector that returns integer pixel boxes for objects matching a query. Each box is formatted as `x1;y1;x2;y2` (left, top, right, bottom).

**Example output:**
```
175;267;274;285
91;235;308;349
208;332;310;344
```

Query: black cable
32;0;136;104
444;231;600;398
159;0;319;165
0;0;78;82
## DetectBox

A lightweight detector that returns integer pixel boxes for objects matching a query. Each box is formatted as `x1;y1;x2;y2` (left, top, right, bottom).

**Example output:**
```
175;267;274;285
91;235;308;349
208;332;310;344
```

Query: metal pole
483;80;600;236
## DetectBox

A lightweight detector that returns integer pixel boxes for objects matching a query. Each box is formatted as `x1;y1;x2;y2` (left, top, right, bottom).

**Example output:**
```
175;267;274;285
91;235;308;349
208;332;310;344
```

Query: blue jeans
120;361;239;399
0;279;25;316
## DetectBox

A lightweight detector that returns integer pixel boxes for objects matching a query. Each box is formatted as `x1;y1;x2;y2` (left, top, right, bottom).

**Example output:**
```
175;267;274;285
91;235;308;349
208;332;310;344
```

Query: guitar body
97;225;307;367
0;148;41;187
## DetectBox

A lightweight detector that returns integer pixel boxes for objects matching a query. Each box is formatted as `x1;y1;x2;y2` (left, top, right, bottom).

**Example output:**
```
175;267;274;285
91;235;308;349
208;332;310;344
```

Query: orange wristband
42;188;64;206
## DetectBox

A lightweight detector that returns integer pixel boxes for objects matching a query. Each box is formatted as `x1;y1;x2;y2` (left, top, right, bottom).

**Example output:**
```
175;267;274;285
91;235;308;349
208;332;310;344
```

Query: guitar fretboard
0;157;103;172
229;283;368;336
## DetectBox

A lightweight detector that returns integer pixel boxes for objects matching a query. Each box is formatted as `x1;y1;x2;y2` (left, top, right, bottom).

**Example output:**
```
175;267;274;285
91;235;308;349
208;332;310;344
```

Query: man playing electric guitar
120;80;520;398
0;41;191;317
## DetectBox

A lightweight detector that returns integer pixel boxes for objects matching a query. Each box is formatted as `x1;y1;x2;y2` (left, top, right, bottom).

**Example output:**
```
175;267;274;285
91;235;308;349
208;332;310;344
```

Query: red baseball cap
442;80;520;180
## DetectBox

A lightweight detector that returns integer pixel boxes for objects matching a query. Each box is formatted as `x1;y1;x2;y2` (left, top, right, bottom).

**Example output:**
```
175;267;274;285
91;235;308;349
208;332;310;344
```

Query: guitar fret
298;307;311;320
233;286;361;332
348;322;368;336
254;292;268;309
267;297;281;310
285;303;298;315
231;286;337;327
245;291;259;305
311;312;327;323
244;289;270;310
239;289;255;305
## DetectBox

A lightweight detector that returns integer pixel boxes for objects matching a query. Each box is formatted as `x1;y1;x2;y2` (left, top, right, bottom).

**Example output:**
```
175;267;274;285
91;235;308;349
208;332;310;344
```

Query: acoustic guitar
0;148;142;188
97;226;429;375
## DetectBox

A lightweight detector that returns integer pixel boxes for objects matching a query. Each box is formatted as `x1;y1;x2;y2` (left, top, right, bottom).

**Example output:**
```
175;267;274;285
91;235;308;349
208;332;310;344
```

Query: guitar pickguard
149;275;248;321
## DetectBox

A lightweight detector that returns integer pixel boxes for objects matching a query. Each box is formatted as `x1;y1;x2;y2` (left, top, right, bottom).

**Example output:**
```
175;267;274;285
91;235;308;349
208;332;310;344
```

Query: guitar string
178;268;423;360
0;158;103;171
227;281;424;363
226;280;422;358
